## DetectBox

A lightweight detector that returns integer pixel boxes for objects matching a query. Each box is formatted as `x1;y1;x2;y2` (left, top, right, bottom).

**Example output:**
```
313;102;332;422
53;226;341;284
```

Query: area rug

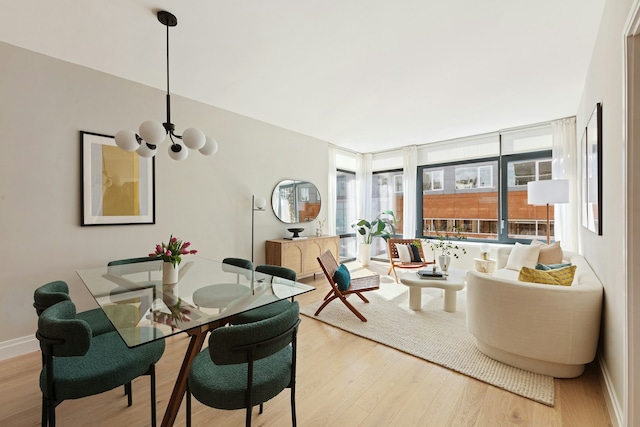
300;282;555;406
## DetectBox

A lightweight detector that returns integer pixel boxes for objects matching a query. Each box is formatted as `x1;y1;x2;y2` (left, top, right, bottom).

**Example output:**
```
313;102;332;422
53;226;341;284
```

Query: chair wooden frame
387;238;433;283
315;250;380;322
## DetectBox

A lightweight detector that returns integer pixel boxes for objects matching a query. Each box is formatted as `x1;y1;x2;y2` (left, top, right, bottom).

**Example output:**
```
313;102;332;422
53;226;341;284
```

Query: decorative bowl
287;228;305;238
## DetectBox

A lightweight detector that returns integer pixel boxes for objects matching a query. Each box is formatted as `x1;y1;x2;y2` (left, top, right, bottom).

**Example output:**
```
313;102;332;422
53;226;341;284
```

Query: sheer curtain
403;146;417;238
356;153;373;223
327;144;337;235
552;117;578;251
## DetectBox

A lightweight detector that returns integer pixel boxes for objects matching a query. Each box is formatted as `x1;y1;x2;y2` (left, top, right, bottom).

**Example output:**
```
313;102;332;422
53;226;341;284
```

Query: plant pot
359;243;372;266
438;254;451;274
163;262;179;285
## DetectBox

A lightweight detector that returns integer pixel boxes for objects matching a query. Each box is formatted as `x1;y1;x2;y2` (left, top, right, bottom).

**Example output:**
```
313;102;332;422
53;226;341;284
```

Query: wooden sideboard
265;235;340;278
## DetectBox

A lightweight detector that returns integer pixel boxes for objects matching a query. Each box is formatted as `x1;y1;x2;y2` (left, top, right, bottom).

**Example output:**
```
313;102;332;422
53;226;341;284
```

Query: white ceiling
1;0;606;153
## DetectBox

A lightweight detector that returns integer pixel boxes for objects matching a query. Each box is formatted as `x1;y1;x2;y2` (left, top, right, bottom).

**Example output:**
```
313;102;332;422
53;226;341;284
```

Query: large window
503;153;553;241
420;159;500;240
416;124;554;243
336;170;357;260
371;170;403;257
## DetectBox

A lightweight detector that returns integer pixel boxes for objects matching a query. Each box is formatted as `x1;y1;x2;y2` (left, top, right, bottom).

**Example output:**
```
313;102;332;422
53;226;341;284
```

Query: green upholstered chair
186;301;300;427
33;280;134;337
230;265;296;325
221;257;254;283
36;300;165;427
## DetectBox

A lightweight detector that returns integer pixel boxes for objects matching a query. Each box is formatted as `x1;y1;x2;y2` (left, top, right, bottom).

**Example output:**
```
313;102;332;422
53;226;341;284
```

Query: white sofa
465;247;603;378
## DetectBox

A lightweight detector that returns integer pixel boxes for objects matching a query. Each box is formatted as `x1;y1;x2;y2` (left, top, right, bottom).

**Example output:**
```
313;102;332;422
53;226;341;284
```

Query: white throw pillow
396;244;411;262
505;242;541;271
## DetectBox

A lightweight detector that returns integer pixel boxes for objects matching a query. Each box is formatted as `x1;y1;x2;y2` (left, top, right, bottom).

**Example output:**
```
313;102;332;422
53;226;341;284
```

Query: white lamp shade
168;143;189;161
199;136;218;156
136;142;157;158
139;120;166;145
254;196;267;210
527;179;569;205
114;130;140;151
182;128;206;150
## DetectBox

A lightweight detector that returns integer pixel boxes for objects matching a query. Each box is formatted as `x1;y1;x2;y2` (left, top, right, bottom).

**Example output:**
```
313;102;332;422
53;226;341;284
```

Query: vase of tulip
150;235;197;285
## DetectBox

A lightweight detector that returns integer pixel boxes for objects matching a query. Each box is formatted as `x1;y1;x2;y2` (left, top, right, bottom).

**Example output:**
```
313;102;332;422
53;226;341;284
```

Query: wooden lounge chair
316;250;380;322
387;238;433;283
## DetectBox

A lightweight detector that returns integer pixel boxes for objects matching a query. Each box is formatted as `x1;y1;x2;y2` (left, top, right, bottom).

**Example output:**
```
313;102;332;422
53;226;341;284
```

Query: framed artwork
583;103;602;235
81;131;155;226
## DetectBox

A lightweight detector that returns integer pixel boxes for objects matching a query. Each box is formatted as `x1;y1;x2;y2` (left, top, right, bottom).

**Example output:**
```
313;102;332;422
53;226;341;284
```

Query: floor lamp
527;179;569;244
251;195;267;263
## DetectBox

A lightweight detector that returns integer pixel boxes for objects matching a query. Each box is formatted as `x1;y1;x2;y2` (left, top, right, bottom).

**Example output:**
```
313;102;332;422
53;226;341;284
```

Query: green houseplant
352;210;397;244
428;226;467;273
352;210;397;266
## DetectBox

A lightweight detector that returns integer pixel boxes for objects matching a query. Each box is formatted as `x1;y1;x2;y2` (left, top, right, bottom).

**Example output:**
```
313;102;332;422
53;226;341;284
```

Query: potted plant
352;210;396;266
429;227;467;273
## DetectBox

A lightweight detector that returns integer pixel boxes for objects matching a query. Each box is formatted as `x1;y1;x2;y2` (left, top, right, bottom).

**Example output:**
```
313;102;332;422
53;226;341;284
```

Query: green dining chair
33;280;137;337
230;265;296;325
221;257;254;283
37;300;165;427
186;301;301;427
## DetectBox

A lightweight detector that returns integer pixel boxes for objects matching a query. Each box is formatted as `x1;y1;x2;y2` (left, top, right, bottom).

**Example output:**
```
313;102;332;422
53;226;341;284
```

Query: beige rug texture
300;270;555;406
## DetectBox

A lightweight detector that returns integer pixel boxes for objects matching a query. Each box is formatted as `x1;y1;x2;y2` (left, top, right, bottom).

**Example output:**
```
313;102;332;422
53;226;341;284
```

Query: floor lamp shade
527;179;569;205
527;179;569;244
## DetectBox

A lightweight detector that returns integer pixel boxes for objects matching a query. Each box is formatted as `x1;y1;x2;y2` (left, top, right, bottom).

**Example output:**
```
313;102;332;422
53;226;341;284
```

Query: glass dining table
76;256;315;427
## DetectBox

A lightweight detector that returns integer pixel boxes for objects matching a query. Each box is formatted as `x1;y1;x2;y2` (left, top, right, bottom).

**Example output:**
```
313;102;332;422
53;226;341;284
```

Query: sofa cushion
518;265;577;286
535;262;572;271
409;244;422;262
396;244;411;262
505;243;540;271
537;241;563;264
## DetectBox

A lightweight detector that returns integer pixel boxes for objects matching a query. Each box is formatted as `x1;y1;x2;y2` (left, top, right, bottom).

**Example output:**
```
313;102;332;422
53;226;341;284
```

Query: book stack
416;268;446;280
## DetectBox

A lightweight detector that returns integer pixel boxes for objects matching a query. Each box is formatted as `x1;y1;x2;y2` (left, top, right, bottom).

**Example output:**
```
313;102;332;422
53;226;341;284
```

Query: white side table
474;258;497;274
399;268;466;312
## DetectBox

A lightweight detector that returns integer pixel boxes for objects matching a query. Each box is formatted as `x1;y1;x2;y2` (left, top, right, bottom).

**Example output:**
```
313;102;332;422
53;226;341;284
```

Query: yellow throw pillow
518;265;577;286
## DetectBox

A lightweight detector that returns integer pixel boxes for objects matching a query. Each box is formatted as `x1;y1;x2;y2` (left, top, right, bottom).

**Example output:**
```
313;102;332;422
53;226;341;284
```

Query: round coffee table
400;268;466;312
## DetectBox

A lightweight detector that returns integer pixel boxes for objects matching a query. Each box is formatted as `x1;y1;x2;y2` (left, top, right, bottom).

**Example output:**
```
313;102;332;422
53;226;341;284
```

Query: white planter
438;254;451;273
359;243;372;266
163;262;179;285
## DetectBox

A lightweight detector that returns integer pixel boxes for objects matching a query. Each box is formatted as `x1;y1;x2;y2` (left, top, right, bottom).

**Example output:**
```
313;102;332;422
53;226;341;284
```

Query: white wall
0;42;329;349
576;0;634;424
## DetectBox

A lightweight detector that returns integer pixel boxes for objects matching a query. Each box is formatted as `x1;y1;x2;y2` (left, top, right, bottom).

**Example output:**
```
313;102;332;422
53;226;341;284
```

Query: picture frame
583;103;602;235
81;131;155;226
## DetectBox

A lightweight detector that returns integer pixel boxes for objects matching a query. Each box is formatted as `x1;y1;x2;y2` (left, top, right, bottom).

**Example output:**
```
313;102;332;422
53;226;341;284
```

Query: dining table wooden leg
161;323;218;427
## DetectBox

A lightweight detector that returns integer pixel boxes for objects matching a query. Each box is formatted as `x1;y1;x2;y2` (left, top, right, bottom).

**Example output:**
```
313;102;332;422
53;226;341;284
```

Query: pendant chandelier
115;10;218;161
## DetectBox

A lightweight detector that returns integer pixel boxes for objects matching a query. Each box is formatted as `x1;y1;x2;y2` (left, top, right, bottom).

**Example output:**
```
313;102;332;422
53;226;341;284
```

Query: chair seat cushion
231;300;291;325
189;345;292;410
40;328;164;401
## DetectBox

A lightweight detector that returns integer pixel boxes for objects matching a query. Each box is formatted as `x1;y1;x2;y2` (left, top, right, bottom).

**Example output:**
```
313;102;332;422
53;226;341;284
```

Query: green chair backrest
255;265;297;282
34;281;71;315
208;301;300;365
38;300;91;357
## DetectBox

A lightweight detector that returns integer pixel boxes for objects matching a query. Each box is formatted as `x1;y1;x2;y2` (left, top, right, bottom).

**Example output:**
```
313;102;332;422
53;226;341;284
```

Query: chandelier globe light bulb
114;130;140;152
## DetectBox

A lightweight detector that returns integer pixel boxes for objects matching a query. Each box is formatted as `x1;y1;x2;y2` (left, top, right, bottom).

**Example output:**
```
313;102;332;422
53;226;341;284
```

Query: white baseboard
0;335;39;362
599;354;624;427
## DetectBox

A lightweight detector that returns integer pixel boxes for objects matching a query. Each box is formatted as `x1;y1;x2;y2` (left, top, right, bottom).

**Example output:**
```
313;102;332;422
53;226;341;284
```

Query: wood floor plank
0;264;612;426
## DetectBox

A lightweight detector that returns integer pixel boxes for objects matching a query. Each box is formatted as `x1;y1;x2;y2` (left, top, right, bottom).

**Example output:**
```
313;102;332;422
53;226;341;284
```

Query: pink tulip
183;242;191;249
190;250;198;254
166;250;172;256
170;237;177;243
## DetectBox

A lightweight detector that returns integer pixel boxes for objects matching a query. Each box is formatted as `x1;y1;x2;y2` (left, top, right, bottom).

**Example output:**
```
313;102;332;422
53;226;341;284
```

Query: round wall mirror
271;180;321;224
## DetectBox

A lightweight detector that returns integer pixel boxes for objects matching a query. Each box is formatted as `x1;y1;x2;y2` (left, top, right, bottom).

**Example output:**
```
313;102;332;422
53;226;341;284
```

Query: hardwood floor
1;267;612;426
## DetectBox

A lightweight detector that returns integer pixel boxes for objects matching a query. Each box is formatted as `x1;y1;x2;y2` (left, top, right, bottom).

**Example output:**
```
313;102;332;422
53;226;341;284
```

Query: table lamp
527;179;569;244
